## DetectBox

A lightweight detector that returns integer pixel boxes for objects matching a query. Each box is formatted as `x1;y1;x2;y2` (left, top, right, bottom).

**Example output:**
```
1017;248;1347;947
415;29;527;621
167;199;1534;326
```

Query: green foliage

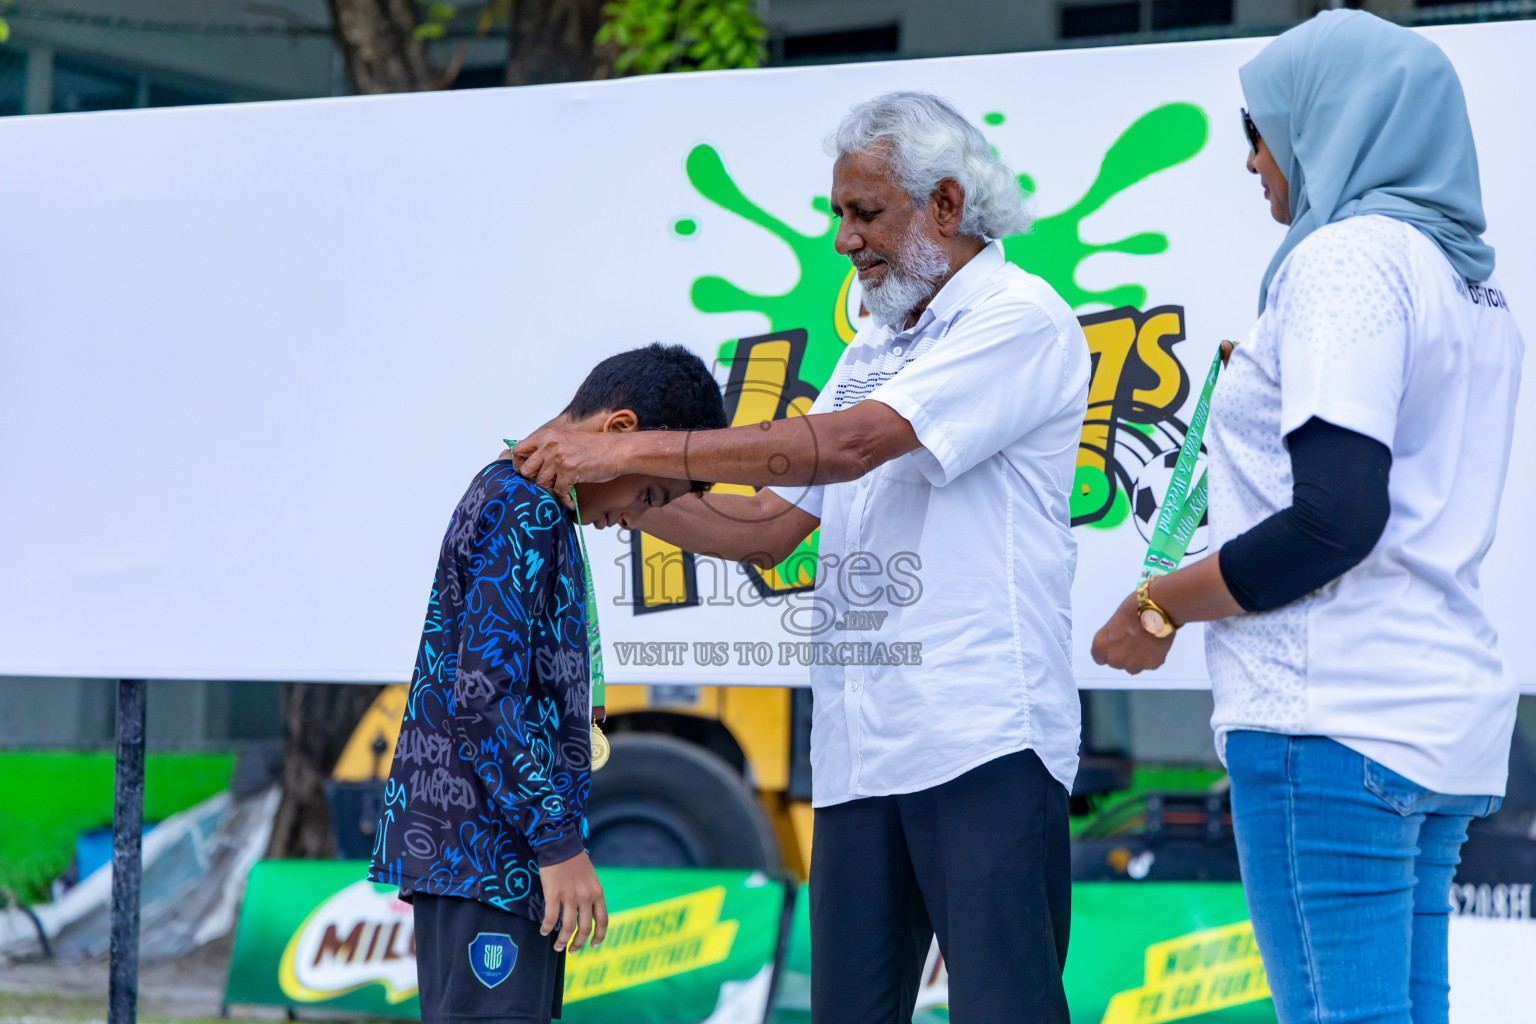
0;1;19;46
414;0;458;41
598;0;767;76
477;0;514;36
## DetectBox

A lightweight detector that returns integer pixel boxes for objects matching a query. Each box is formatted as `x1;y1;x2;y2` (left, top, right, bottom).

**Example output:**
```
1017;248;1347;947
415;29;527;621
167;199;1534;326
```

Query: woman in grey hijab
1093;11;1524;1022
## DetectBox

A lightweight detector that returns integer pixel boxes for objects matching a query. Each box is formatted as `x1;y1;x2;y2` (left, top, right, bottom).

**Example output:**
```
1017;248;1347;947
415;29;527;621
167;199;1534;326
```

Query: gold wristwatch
1136;578;1178;639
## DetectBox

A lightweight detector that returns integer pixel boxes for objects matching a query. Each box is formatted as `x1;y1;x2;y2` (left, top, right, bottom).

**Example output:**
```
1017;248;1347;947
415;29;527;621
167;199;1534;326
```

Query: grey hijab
1240;10;1495;313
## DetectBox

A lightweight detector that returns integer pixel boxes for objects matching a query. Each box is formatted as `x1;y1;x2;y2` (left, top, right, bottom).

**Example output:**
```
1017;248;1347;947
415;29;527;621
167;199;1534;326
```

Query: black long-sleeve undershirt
1217;417;1393;613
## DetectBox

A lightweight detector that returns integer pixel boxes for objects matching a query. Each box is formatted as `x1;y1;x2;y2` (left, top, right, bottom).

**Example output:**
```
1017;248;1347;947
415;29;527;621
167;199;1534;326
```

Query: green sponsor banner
1067;884;1275;1024
770;883;1276;1024
225;860;787;1023
228;865;1275;1024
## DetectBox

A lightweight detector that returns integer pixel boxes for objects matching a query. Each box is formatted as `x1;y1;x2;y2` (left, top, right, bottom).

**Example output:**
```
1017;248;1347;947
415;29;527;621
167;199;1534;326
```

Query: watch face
1140;608;1170;636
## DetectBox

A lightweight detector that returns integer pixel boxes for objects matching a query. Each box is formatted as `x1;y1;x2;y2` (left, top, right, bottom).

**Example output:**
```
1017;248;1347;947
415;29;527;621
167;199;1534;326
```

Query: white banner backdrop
0;24;1531;688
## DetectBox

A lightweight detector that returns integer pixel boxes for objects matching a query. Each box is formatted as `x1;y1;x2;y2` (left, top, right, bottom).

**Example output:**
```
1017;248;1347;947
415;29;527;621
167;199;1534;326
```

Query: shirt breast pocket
882;451;931;485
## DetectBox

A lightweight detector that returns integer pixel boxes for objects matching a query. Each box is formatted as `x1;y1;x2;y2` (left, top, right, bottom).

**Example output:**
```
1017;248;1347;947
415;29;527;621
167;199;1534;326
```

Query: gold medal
590;723;610;772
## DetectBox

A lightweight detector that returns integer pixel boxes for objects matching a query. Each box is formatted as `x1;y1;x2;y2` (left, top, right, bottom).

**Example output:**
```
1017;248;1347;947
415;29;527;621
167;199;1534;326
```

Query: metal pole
109;679;146;1024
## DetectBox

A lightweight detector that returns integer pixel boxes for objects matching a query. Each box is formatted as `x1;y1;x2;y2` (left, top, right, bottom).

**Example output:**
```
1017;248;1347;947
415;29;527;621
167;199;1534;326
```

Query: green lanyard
1140;350;1222;581
504;441;604;713
565;487;606;712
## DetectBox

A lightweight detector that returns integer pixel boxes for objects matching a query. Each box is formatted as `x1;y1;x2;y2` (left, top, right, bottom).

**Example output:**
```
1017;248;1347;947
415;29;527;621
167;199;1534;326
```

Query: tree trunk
270;6;426;863
266;682;383;858
506;0;609;85
328;0;440;94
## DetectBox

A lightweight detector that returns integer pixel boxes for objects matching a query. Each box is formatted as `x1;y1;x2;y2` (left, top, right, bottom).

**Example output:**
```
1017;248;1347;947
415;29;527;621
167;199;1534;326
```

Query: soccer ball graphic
1130;446;1210;557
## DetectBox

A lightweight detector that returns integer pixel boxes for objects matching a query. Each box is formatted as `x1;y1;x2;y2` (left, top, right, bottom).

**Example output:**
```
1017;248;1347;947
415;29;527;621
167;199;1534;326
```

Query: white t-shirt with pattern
1206;214;1524;796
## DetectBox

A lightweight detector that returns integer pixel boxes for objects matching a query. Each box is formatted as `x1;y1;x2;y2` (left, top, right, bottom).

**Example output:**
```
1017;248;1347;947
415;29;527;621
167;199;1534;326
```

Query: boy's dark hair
565;342;726;431
564;342;728;493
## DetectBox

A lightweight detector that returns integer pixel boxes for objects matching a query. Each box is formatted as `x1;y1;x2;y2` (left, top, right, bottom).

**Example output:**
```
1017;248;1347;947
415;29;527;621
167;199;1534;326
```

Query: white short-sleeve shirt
771;242;1091;806
1206;214;1525;796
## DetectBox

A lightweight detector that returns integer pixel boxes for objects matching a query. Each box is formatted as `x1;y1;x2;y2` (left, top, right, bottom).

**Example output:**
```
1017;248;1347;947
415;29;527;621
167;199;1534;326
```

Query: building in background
0;1;340;116
3;0;1528;117
768;0;1319;61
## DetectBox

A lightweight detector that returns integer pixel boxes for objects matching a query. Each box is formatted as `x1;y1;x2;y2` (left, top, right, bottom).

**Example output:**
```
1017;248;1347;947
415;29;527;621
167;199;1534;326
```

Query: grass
0;990;117;1024
0;990;100;1023
0;997;237;1024
0;988;394;1023
0;752;234;903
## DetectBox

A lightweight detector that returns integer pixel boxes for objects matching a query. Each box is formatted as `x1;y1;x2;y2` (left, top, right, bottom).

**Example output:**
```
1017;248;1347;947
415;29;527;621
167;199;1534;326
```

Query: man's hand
539;851;607;953
1091;591;1176;675
513;429;623;503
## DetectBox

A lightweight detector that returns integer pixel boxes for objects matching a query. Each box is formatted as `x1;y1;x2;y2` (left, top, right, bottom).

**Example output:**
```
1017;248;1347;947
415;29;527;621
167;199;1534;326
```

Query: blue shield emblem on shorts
467;932;517;989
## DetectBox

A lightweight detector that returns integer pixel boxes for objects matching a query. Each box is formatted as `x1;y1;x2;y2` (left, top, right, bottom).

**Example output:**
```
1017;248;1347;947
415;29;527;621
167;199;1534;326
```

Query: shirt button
849;681;860;692
892;346;903;355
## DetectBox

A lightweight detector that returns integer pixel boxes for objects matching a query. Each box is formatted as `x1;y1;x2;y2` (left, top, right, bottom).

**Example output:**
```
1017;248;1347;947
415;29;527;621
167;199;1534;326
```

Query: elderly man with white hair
513;91;1089;1022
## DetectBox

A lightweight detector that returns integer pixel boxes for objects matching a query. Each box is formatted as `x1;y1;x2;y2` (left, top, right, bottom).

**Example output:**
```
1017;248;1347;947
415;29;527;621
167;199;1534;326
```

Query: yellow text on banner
1101;919;1271;1024
562;886;739;1003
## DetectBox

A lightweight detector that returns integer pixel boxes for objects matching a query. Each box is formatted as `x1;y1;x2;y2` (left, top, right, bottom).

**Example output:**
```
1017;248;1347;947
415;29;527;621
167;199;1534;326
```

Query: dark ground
0;937;293;1023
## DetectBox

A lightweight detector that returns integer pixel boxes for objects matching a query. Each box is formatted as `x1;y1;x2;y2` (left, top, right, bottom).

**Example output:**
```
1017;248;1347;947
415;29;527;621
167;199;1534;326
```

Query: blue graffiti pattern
368;461;590;922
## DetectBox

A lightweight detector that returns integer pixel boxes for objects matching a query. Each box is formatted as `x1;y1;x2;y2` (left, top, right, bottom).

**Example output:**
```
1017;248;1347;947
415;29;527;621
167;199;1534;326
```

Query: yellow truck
332;681;815;877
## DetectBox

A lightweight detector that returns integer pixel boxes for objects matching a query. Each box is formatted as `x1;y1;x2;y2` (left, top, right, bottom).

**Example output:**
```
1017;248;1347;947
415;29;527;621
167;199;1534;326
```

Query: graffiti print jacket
368;460;591;922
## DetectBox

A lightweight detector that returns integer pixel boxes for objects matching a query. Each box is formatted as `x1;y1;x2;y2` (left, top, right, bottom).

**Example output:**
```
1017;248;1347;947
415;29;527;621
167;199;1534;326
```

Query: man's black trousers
809;748;1072;1023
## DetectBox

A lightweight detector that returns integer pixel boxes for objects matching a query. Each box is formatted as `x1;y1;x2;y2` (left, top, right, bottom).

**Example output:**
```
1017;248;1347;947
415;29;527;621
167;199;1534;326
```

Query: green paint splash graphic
1004;103;1208;310
681;102;1207;380
682;145;852;388
675;102;1209;555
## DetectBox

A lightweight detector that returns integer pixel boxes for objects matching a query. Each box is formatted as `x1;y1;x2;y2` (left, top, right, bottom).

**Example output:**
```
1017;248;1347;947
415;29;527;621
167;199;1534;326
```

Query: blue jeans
1225;731;1501;1024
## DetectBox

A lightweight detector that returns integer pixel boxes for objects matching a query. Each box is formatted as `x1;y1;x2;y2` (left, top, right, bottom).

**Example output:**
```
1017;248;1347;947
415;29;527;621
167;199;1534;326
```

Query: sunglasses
1241;107;1261;154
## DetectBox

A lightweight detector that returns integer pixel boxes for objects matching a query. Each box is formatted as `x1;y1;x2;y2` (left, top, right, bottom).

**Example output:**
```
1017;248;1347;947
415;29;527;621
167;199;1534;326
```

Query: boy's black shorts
412;893;565;1024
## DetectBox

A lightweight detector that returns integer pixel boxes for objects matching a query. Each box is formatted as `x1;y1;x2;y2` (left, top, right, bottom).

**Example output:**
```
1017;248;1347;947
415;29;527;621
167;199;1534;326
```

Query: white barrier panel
1;25;1532;687
1448;916;1536;1023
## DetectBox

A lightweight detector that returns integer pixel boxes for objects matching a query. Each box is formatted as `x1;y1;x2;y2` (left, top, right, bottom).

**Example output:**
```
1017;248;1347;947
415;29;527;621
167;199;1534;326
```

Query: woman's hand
1091;590;1176;674
512;429;623;503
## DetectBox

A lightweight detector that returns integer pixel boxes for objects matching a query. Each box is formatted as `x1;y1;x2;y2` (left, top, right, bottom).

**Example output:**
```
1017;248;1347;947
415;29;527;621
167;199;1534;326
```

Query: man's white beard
860;229;951;329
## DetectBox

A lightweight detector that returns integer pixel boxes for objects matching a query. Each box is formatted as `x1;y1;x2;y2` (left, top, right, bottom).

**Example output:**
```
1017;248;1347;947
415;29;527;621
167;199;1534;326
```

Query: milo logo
278;880;418;1004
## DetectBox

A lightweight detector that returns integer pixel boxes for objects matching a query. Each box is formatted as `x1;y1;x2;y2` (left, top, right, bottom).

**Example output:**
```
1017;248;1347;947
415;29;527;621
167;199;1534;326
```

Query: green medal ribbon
1139;350;1223;581
565;487;606;712
504;440;604;712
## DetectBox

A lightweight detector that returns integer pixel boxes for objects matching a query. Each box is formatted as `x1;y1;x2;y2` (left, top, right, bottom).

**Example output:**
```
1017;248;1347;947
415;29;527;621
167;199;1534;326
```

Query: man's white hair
827;91;1030;241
